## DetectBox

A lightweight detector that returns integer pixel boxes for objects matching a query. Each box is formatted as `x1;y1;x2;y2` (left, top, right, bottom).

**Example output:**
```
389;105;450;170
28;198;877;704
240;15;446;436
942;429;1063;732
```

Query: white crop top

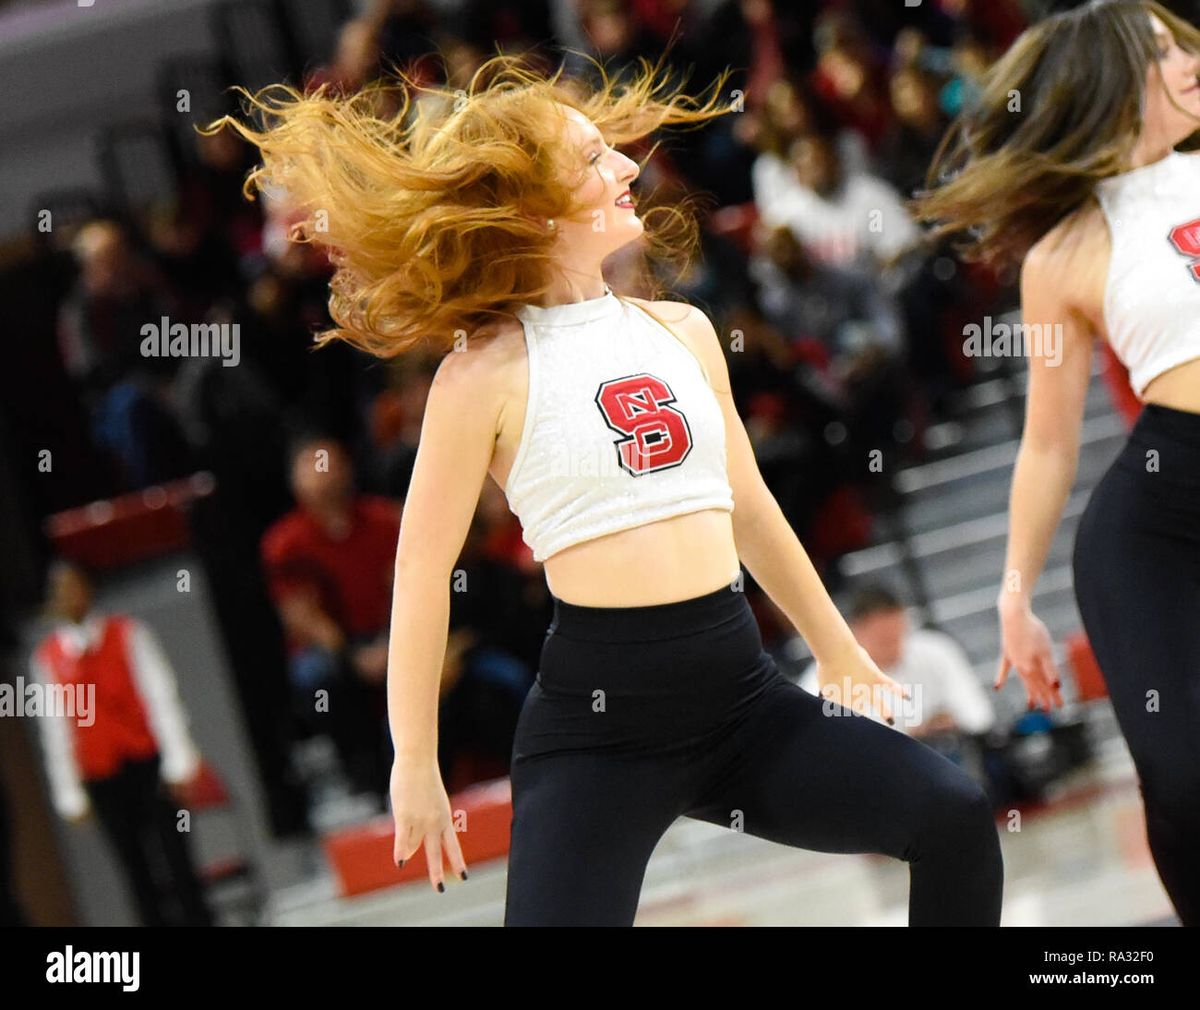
1093;148;1200;397
503;286;735;562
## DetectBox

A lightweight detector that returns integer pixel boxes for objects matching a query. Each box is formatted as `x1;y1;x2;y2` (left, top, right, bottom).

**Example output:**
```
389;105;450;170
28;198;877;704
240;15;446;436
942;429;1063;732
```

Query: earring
546;218;556;230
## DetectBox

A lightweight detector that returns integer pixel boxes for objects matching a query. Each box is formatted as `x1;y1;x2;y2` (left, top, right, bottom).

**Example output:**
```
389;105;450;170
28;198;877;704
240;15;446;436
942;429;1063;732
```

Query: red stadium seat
322;776;513;898
42;472;216;570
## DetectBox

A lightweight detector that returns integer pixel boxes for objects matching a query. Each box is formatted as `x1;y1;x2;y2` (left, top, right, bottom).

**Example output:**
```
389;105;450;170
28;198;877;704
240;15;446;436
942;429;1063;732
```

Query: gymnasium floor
270;730;1178;927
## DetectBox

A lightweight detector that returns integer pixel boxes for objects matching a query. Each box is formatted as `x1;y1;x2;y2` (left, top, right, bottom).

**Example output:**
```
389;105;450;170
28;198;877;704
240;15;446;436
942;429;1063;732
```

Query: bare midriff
1139;357;1200;415
538;507;742;607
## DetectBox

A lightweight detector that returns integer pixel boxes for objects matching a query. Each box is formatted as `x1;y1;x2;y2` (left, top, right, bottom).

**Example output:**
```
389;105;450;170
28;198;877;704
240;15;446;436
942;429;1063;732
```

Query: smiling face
548;104;643;267
1143;12;1200;144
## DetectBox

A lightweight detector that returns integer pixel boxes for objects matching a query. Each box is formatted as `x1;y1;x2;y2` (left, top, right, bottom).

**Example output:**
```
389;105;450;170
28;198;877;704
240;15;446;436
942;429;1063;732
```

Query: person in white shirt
797;583;996;739
28;560;212;926
752;129;922;271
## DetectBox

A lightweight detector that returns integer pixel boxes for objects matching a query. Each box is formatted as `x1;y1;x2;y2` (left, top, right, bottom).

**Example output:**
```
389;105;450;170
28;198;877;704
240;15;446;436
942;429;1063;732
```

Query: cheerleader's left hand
815;641;911;726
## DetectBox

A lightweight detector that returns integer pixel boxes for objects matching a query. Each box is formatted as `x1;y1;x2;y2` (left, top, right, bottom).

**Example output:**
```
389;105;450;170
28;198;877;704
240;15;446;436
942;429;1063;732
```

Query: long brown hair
907;0;1200;273
199;50;736;358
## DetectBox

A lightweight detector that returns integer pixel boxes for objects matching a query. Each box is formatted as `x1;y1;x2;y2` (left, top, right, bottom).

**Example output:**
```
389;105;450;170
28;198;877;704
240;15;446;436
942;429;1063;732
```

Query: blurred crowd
21;0;1035;820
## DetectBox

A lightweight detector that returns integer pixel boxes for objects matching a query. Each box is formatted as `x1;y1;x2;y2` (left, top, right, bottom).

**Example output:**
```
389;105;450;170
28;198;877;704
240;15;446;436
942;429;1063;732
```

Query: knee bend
921;772;996;845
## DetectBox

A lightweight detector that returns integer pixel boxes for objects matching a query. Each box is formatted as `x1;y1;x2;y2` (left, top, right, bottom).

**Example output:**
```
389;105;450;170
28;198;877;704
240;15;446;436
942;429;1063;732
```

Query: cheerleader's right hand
390;757;468;893
996;596;1064;711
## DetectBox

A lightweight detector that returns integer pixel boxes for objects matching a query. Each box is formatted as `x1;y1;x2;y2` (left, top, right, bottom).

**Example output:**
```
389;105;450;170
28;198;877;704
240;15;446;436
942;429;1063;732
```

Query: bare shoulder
431;315;526;434
1025;197;1107;272
457;315;527;372
624;296;707;328
1022;197;1110;334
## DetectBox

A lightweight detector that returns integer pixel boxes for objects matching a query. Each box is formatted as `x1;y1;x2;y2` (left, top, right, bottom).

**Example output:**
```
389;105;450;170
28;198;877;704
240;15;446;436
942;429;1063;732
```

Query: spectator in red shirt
261;434;400;802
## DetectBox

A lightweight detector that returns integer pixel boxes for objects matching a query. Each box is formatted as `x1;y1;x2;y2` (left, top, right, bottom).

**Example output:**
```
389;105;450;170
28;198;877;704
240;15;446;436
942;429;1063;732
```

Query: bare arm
998;240;1096;612
992;233;1100;710
387;343;502;763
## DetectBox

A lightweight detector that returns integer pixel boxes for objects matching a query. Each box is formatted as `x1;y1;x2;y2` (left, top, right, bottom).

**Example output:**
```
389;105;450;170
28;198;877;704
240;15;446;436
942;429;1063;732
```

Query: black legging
1073;402;1200;926
84;754;213;926
504;582;1004;925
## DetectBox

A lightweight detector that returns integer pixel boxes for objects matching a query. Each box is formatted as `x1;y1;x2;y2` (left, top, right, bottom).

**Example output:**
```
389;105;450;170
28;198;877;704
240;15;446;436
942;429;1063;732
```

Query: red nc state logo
594;373;693;475
1167;217;1200;282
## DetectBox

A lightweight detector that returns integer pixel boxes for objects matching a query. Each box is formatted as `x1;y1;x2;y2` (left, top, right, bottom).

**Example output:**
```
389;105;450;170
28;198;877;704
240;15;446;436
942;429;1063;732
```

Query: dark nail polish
460;870;468;881
887;717;894;726
437;881;445;893
397;859;405;869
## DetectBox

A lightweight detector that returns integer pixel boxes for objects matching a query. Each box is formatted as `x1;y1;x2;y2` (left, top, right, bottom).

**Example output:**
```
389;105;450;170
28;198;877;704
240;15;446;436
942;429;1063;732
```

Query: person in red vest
29;560;213;926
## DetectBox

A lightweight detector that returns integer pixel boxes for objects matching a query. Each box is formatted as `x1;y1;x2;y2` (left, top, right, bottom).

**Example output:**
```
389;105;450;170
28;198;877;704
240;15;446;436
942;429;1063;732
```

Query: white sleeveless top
503;286;734;562
1093;148;1200;397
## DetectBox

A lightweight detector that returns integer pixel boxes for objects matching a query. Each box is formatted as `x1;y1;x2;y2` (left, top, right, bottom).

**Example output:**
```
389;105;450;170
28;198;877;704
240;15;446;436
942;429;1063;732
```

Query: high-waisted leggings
1073;402;1200;926
504;580;1004;925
